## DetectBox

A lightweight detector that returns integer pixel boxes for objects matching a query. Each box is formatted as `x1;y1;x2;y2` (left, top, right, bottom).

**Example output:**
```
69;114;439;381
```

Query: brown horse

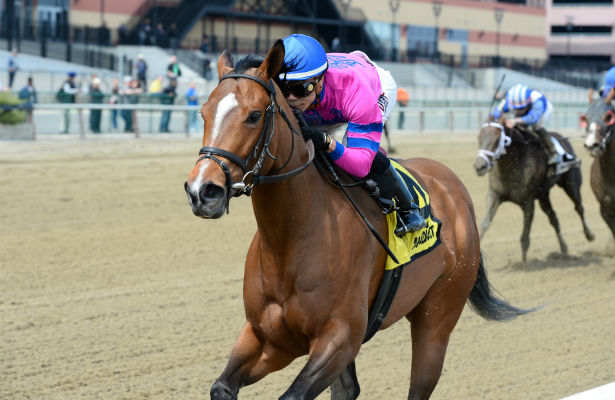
185;40;529;400
581;90;615;242
473;119;594;262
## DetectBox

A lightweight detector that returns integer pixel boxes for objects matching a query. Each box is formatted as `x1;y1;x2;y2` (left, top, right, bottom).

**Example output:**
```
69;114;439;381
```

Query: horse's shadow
507;251;603;271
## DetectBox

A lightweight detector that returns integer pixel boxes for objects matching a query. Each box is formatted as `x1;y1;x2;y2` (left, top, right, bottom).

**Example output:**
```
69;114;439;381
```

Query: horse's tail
467;252;535;321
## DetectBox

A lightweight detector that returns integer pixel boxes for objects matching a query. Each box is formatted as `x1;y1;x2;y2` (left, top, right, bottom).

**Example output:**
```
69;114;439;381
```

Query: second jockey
492;84;558;164
276;34;426;236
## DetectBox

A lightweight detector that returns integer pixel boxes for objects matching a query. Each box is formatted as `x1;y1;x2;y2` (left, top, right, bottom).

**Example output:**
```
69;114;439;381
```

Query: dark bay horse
473;120;594;262
185;40;529;400
581;90;615;241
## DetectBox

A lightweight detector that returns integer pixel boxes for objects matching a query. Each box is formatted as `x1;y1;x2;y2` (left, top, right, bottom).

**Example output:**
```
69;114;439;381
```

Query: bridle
195;73;314;213
586;107;615;152
476;122;512;169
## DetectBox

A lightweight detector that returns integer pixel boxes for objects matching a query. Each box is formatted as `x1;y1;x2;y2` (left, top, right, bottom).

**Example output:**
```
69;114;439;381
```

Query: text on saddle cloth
385;160;442;271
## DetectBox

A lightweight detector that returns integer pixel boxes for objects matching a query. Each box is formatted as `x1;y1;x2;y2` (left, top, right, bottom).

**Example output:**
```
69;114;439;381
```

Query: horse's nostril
185;181;199;205
199;183;225;204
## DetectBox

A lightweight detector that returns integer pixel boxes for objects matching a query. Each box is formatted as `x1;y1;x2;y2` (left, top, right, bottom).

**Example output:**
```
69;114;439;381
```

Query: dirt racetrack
1;132;613;400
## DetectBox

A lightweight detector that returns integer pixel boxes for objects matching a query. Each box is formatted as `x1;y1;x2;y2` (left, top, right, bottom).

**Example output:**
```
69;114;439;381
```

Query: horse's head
184;39;299;218
473;119;511;176
581;89;614;157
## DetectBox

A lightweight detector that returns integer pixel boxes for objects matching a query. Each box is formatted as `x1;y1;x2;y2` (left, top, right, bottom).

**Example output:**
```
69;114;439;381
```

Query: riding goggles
280;78;318;98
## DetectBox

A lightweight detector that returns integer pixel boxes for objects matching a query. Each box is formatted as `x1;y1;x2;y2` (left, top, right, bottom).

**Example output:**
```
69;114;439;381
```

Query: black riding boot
535;126;558;164
385;164;427;237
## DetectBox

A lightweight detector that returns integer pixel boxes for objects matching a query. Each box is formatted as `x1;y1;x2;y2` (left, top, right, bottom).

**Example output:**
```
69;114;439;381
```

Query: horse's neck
492;135;545;189
598;138;615;181
250;125;331;249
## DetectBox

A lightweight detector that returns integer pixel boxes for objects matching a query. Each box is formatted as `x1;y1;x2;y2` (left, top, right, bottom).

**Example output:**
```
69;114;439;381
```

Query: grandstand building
545;0;615;66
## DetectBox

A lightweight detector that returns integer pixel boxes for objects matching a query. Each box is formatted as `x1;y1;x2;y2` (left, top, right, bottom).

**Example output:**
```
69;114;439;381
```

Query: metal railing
24;103;587;140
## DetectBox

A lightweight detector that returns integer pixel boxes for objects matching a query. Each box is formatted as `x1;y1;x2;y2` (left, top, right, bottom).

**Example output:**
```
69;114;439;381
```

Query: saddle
364;159;442;269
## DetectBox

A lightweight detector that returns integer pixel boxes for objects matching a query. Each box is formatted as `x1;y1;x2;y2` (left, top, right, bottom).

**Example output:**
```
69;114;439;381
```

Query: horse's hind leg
479;189;501;239
559;170;595;241
520;200;536;262
537;194;568;256
406;274;472;400
330;361;360;400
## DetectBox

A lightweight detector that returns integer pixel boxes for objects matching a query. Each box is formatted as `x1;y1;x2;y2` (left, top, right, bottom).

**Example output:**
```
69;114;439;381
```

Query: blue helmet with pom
279;34;328;82
601;66;615;98
506;84;531;109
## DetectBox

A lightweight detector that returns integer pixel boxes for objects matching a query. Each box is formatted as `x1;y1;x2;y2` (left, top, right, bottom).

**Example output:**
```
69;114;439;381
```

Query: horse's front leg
479;189;501;239
211;322;296;400
279;321;359;400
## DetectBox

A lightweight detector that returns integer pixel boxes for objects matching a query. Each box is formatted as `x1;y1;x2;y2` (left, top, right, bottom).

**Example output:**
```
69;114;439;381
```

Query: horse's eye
246;111;262;124
603;110;614;126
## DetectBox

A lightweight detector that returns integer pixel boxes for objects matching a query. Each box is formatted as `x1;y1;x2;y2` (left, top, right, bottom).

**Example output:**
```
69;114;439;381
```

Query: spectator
167;55;181;81
118;24;127;44
186;81;199;133
59;71;80;134
8;49;19;89
331;37;340;52
127;78;143;134
120;76;134;132
159;79;177;133
18;76;37;125
396;87;409;130
89;78;104;133
202;58;213;81
148;75;163;94
109;78;120;131
168;23;178;50
155;23;167;48
135;54;148;89
138;19;151;45
200;35;209;54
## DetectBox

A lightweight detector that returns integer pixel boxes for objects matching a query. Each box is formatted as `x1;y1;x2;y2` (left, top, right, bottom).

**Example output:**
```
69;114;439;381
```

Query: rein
195;73;314;213
476;122;512;168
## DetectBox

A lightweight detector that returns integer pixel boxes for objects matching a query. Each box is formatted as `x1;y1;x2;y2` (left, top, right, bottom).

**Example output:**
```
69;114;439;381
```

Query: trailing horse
581;90;615;242
185;40;530;400
473;120;594;262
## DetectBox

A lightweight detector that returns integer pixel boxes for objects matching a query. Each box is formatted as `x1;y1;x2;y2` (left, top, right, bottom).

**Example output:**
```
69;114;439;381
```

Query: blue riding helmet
279;34;328;82
506;84;531;109
67;71;76;78
601;66;615;98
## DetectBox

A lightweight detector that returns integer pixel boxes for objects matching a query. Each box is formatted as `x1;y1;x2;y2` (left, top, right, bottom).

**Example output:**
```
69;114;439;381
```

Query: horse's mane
506;126;541;146
234;55;264;73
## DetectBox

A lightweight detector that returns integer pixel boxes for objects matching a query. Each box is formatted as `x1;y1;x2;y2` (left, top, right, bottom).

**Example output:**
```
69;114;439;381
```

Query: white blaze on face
190;92;238;194
585;122;598;148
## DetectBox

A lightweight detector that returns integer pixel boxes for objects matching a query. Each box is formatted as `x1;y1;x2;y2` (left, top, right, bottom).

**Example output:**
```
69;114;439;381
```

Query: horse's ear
588;88;594;104
605;87;615;104
259;39;285;81
217;50;234;80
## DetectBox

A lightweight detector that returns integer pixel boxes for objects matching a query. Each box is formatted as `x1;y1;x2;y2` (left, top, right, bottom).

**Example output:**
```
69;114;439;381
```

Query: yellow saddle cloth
385;160;442;270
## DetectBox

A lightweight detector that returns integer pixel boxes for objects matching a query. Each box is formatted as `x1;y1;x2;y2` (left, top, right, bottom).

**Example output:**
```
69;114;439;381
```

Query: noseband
196;73;314;213
476;122;512;169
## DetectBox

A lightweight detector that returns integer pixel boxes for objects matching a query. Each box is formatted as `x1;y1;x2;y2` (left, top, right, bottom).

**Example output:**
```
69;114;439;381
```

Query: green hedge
0;92;26;125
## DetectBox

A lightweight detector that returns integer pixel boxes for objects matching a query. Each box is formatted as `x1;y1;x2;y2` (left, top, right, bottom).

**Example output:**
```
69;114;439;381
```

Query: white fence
28;102;589;137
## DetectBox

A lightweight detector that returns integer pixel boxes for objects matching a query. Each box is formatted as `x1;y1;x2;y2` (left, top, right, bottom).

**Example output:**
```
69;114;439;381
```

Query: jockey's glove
293;109;332;151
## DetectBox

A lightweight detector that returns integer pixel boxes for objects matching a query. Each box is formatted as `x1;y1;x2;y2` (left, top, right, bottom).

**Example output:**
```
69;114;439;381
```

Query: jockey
276;34;426;236
600;66;615;100
492;84;558;164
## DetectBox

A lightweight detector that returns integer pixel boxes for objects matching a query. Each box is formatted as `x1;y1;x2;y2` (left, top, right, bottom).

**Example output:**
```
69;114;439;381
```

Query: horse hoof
211;382;236;400
586;231;596;241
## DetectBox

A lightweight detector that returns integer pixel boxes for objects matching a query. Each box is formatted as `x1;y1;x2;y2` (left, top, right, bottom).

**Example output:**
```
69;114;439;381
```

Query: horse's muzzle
184;181;227;219
473;158;490;176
